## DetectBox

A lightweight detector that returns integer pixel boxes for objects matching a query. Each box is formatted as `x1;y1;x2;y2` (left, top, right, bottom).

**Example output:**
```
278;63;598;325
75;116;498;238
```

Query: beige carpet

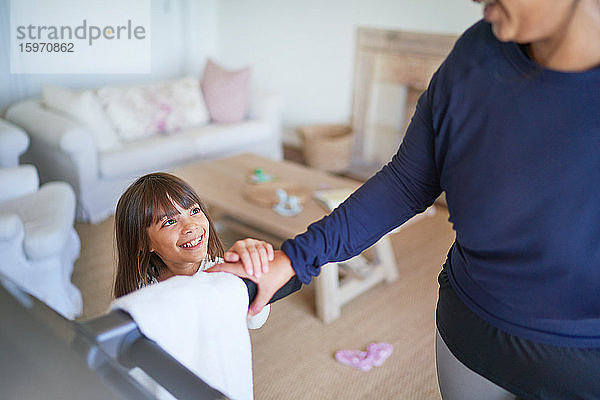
72;205;455;400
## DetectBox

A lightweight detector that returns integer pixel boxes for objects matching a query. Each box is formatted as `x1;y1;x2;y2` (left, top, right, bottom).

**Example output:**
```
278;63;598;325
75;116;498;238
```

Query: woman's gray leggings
435;330;519;400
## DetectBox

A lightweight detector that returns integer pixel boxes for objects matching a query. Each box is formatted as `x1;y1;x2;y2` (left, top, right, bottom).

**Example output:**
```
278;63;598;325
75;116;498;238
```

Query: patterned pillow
201;59;250;123
97;77;209;142
41;84;121;152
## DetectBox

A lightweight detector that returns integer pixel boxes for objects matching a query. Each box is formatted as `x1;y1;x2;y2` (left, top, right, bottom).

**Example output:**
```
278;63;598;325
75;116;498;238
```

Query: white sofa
5;80;283;223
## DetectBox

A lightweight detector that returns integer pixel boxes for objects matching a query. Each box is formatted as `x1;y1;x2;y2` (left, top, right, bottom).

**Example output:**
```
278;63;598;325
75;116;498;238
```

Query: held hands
223;238;274;277
206;250;295;316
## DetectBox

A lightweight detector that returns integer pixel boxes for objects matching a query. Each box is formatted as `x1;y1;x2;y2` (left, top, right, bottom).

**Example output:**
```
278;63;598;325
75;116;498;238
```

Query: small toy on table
248;168;273;183
273;189;303;216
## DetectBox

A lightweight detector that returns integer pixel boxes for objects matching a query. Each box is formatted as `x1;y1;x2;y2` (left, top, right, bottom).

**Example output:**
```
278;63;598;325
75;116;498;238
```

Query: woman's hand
207;250;295;316
224;238;274;277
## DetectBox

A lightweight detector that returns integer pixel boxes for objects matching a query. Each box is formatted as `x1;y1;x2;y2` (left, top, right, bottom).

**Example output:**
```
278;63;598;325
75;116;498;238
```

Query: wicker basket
299;124;353;173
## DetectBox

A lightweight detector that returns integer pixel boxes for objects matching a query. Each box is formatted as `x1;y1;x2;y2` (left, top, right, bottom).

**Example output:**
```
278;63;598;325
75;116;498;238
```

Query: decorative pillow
200;59;250;123
96;77;209;142
162;77;210;134
41;84;121;152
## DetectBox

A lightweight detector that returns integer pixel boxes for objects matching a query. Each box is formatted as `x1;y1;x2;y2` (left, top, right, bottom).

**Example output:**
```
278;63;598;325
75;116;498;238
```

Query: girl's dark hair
113;172;223;298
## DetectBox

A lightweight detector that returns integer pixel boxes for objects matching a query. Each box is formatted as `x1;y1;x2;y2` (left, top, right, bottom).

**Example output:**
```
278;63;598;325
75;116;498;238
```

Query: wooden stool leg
373;236;399;283
314;262;341;323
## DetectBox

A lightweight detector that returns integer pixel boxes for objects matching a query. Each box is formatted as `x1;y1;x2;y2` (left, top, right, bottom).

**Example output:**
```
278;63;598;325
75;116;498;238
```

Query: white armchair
0;164;83;319
0;118;29;167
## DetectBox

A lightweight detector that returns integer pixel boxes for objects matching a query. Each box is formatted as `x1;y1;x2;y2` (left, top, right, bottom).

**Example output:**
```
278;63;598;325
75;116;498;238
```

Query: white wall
216;0;482;143
0;0;218;112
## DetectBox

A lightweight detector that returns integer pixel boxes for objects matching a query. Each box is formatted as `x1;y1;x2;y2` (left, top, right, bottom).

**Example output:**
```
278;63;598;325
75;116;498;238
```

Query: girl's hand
223;238;274;277
207;250;295;316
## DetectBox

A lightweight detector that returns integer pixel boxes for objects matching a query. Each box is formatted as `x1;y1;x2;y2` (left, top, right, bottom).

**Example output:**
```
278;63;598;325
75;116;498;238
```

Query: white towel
111;271;254;400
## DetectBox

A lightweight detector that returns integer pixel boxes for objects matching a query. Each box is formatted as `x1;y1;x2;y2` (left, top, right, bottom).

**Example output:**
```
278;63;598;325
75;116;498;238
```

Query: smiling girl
113;172;275;303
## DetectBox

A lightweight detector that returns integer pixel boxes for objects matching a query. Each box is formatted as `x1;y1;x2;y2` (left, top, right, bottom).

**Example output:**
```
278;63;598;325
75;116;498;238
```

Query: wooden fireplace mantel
349;28;457;179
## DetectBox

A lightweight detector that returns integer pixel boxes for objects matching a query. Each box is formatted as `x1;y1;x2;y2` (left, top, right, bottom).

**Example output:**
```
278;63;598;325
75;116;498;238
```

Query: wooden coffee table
174;153;424;323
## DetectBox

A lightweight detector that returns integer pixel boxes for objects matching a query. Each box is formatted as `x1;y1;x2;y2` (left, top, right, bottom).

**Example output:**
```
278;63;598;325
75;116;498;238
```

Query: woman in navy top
210;1;600;398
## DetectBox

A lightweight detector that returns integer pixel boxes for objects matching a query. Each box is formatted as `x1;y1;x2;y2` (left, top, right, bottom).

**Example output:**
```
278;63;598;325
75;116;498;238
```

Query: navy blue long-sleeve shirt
282;20;600;346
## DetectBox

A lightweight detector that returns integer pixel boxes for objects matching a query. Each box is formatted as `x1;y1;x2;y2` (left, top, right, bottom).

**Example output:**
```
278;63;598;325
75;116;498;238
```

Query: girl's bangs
144;179;199;226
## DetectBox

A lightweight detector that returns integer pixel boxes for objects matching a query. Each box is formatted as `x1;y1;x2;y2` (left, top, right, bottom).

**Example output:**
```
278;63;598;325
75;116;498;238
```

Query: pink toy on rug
335;342;393;371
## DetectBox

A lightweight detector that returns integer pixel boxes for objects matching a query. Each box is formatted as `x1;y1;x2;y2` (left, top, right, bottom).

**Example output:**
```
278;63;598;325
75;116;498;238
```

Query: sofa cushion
98;121;271;178
187;121;270;153
201;60;250;123
97;77;209;142
42;84;121;152
98;134;198;178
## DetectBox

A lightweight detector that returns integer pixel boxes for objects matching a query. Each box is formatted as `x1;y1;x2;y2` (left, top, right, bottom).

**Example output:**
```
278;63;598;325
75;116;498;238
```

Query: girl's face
147;201;210;277
476;0;578;43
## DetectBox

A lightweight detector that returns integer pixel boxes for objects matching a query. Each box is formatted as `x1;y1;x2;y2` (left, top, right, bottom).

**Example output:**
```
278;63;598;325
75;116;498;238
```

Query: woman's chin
490;21;519;43
491;23;506;41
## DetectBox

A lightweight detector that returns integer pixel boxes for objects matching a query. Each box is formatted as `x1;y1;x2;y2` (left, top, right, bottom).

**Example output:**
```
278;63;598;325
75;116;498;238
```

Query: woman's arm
207;250;296;315
283;81;442;284
242;274;302;309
